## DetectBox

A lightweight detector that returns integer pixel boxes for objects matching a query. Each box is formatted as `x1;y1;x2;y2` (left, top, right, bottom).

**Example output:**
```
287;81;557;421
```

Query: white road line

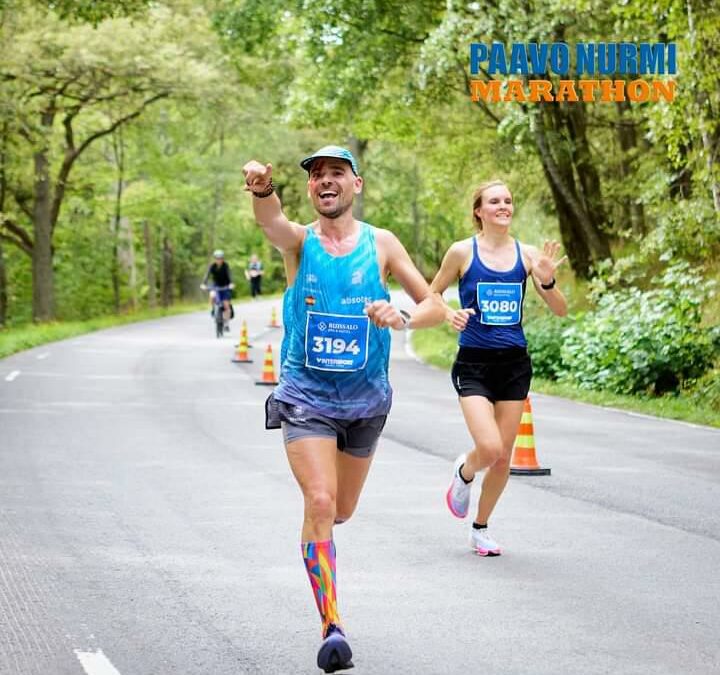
0;408;63;414
74;649;122;675
36;352;50;360
5;370;20;381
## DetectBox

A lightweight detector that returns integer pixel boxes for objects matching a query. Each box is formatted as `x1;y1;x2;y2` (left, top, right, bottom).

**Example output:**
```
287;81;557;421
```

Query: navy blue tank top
458;237;528;349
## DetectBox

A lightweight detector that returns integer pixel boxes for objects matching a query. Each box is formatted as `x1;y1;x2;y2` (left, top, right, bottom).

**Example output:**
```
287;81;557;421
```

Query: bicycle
201;284;234;338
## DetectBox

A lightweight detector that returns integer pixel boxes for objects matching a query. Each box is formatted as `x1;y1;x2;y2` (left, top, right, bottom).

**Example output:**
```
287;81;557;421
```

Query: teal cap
300;145;359;175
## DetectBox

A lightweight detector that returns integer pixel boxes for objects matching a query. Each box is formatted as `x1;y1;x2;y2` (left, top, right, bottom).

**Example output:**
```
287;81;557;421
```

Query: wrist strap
540;277;556;290
251;180;275;199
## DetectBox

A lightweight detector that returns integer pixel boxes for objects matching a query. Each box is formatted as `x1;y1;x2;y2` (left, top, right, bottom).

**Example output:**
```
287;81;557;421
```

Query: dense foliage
560;265;716;395
0;0;717;407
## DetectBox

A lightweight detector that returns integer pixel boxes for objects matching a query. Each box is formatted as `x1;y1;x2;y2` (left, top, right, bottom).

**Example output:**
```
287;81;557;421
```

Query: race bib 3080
476;282;523;326
305;311;370;371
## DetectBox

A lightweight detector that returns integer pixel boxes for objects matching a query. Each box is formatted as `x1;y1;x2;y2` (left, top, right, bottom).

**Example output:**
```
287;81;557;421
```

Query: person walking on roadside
245;253;264;298
430;179;567;556
243;146;444;673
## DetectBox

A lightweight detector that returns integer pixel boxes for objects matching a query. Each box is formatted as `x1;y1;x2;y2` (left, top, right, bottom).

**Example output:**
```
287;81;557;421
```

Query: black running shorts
451;346;532;403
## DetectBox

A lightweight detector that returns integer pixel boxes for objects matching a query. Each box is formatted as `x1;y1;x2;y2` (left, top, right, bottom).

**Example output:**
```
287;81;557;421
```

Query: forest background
0;0;718;424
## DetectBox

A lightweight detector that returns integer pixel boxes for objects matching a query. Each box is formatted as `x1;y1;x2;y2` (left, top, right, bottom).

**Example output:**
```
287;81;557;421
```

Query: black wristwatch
540;277;556;290
399;309;412;330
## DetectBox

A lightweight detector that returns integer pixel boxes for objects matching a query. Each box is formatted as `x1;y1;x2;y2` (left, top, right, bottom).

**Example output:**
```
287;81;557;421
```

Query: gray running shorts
265;394;387;458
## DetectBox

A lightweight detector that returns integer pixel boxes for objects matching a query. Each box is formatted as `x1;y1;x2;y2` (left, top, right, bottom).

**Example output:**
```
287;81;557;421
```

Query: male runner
243;146;443;673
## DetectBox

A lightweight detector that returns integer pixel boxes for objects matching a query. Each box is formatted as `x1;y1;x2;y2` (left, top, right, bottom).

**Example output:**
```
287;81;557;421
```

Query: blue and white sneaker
470;527;502;556
446;454;472;519
317;623;353;673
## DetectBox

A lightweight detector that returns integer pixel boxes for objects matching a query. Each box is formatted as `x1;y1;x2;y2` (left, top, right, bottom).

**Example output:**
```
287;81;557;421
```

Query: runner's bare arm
524;242;568;317
430;241;476;331
366;229;445;330
242;160;305;253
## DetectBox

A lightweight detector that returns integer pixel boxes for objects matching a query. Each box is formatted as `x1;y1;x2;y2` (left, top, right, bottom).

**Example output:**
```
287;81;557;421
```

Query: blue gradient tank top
458;237;528;349
274;222;392;418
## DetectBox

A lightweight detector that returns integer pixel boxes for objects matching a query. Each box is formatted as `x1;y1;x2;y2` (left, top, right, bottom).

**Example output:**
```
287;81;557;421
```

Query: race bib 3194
305;311;370;371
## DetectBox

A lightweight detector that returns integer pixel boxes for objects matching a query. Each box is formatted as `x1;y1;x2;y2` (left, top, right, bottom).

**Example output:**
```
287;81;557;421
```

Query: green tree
0;3;219;320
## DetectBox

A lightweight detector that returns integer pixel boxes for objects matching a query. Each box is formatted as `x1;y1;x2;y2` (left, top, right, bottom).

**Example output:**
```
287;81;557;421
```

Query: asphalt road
1;297;719;675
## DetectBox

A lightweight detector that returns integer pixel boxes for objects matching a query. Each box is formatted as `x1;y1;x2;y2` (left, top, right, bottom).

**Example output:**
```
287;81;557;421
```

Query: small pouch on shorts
264;392;282;430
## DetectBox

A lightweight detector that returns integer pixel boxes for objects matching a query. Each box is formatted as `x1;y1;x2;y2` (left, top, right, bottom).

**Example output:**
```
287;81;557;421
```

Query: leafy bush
525;313;571;380
558;263;716;395
684;367;720;413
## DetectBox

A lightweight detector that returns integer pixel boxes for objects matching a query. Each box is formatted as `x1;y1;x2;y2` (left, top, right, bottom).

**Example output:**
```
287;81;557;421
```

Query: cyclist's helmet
213;249;224;259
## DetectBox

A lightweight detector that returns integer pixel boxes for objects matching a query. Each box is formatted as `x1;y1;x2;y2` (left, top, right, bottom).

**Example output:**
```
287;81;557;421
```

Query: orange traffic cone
255;344;279;385
235;320;253;349
509;397;551;476
231;330;253;363
267;306;281;329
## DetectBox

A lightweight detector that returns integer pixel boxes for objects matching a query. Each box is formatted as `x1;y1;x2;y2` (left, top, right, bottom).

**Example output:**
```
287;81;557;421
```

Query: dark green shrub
558;263;716;395
525;313;571;380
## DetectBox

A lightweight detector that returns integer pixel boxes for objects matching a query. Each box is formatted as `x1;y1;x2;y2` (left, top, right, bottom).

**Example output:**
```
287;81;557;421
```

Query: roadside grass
0;303;204;359
410;321;720;429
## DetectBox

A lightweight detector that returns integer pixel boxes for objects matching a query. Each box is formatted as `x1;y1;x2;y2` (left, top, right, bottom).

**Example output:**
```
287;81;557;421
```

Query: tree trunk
126;219;138;311
615;100;646;235
669;144;693;200
143;220;157;308
348;136;368;221
0;120;7;326
410;162;423;274
181;216;203;299
209;124;224;255
161;235;174;308
0;239;6;327
686;0;720;213
533;103;612;279
111;130;125;313
32;110;55;322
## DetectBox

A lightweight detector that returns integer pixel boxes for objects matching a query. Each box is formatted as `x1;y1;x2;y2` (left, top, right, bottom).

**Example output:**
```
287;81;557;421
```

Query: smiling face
306;158;363;219
473;183;513;230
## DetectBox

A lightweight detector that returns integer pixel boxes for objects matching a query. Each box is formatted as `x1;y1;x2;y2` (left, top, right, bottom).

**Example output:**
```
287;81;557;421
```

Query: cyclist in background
201;250;234;324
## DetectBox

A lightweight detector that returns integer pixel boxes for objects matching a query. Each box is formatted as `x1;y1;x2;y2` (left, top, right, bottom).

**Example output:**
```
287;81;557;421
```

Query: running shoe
470;527;502;556
317;623;353;673
446;454;472;518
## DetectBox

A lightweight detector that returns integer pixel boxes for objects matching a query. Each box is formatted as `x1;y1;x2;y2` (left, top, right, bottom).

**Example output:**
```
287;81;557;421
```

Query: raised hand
242;160;273;193
534;240;567;286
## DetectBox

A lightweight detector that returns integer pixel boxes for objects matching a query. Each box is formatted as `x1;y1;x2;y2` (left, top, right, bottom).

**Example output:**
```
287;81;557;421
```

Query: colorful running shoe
446;454;472;518
470;527;502;556
317;623;354;673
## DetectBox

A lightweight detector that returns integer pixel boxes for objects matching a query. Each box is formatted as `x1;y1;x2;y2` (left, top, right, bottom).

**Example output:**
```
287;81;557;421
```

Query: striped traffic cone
509;397;551;476
235;320;253;349
267;306;281;328
231;331;253;363
255;344;279;385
